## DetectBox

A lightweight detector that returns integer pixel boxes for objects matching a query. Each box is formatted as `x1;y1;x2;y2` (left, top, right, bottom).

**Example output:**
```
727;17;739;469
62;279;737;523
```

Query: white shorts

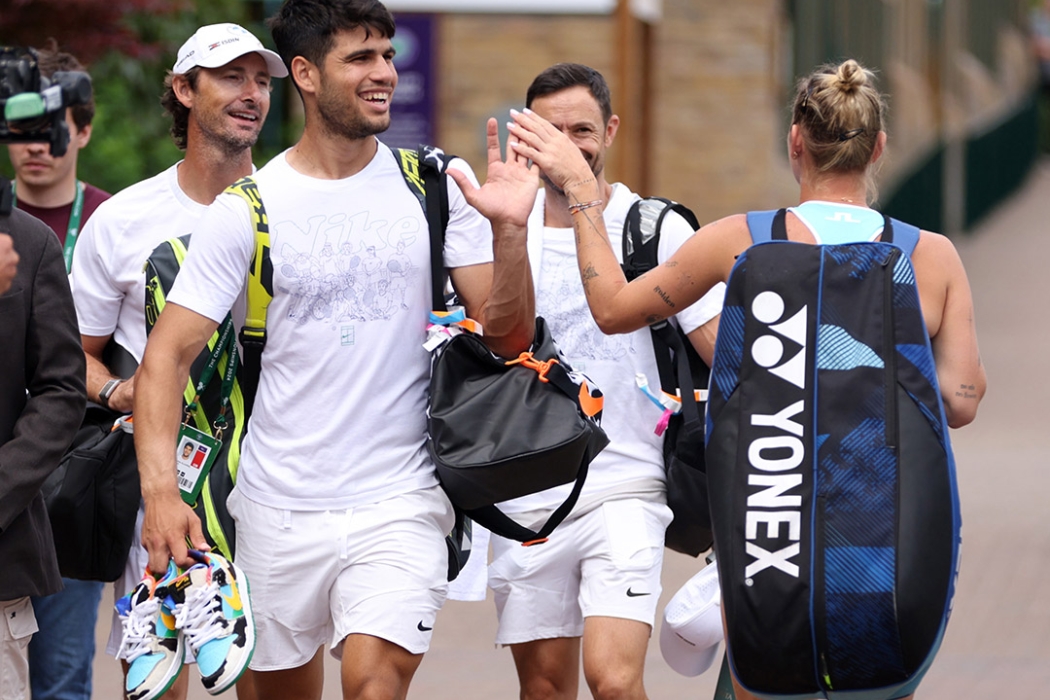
488;498;672;645
227;484;454;671
1;598;36;700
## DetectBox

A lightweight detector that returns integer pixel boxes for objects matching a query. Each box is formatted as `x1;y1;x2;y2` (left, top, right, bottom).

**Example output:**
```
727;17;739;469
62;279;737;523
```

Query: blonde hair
791;59;886;176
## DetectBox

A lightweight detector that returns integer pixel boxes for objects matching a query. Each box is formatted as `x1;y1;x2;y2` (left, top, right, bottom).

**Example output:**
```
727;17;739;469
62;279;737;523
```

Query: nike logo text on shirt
417;621;433;631
626;588;651;597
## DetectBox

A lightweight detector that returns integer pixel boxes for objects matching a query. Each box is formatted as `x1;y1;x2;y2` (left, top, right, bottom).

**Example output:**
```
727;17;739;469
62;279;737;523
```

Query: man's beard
317;90;390;141
196;110;262;157
212;130;260;157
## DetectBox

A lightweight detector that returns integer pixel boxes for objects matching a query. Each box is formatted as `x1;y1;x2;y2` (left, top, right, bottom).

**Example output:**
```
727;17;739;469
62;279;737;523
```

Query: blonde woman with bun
453;58;985;700
463;57;985;429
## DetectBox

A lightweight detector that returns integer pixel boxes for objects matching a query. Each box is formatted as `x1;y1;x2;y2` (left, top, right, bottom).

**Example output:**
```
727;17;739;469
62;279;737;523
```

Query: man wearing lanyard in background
4;44;110;700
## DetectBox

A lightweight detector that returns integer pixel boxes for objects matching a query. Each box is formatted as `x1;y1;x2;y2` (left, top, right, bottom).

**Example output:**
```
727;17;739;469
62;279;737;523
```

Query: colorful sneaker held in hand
165;550;255;695
115;561;184;700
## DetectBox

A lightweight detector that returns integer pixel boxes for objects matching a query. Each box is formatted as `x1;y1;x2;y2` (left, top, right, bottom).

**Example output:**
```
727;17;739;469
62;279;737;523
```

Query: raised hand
506;107;600;202
447;117;538;229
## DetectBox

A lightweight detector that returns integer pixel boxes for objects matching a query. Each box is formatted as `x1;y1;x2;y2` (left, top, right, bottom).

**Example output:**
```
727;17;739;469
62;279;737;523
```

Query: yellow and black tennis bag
145;234;245;559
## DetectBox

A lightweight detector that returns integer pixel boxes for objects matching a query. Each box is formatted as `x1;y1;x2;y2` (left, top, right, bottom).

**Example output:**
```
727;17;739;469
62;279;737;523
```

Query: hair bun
835;59;866;93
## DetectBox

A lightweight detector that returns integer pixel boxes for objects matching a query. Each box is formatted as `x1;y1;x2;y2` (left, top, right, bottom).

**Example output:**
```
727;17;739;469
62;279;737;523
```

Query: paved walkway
91;161;1050;698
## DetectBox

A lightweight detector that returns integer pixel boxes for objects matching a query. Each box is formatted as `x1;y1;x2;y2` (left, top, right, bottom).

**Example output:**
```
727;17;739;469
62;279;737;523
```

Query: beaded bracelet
568;199;603;214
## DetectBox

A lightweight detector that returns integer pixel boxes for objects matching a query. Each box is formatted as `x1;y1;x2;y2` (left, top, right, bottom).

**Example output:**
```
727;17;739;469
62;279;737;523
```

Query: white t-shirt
71;163;209;360
501;184;725;517
167;142;493;510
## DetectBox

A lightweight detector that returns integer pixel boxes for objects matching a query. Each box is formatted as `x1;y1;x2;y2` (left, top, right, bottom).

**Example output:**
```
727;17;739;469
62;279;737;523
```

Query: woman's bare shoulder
914;228;965;272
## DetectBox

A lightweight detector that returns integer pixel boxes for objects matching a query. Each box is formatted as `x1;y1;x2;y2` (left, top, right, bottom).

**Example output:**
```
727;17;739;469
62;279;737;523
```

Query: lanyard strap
185;315;239;434
11;180;84;273
63;181;85;272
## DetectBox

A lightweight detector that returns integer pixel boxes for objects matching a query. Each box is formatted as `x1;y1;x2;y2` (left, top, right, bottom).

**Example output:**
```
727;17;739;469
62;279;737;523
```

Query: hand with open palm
447;117;539;231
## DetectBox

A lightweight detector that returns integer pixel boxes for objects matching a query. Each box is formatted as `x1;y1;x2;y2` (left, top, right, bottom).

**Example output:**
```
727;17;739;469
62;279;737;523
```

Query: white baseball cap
659;561;723;677
173;23;288;78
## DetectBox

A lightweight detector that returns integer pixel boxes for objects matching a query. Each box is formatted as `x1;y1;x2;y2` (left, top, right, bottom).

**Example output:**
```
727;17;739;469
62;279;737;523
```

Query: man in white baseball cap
173;22;288;78
70;20;283;700
660;559;724;678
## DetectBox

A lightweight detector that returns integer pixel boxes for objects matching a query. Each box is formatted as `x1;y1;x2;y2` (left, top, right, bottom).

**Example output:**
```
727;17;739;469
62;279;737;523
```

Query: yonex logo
743;290;809;583
750;291;807;389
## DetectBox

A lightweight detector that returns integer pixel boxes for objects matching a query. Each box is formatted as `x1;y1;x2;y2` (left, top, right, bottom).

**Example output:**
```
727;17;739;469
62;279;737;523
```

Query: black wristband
99;378;123;409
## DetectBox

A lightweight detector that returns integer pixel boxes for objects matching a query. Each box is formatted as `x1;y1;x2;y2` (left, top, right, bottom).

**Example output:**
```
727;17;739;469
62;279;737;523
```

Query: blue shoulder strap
746;209;783;243
885;216;920;257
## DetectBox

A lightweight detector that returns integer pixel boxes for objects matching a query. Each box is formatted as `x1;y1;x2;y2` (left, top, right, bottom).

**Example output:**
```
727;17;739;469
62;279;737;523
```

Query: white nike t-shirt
168;142;493;510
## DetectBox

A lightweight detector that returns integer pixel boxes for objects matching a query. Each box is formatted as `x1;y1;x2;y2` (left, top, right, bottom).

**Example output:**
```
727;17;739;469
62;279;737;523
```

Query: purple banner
380;13;435;149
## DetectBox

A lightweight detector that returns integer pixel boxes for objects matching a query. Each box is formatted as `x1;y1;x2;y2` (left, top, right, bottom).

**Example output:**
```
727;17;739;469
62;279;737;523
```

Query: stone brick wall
428;1;1029;229
649;0;797;221
436;15;616;183
433;3;795;228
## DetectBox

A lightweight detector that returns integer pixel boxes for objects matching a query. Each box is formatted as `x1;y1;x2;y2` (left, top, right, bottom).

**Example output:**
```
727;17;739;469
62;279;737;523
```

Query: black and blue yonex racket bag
705;209;961;700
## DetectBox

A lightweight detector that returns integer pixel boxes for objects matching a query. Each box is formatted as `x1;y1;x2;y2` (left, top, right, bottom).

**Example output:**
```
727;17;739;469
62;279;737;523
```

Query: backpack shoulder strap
394;145;452;312
882;215;921;257
225;176;271;415
621;196;703;393
745;209;788;243
621;196;699;281
144;234;192;336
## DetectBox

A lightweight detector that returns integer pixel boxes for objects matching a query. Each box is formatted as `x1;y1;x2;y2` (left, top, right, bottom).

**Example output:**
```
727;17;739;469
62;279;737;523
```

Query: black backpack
621;197;714;557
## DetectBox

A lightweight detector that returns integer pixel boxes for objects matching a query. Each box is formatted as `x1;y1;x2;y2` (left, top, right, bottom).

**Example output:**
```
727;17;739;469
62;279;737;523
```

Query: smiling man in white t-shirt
69;21;285;700
132;2;535;700
452;62;724;700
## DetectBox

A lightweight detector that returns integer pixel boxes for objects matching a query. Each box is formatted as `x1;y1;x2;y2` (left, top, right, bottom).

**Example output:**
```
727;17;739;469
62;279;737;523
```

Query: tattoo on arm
954;383;978;400
654;285;676;309
581;264;598;293
567;178;597;197
572;209;605;246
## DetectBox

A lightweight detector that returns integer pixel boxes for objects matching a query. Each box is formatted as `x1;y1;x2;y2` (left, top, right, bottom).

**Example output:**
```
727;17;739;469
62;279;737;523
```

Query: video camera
0;46;92;157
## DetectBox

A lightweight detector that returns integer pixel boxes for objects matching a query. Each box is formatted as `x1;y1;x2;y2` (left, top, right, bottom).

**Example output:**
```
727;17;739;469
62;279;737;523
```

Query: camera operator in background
6;43;109;274
4;44;113;700
0;46;88;700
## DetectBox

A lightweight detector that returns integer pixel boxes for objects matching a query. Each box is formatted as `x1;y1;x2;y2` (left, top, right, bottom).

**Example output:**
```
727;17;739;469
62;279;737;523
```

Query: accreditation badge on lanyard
176;315;238;505
176;425;221;504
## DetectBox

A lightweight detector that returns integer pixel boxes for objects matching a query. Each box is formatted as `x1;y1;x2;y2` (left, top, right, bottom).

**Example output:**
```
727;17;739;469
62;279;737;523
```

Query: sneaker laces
118;596;164;663
173;579;226;650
